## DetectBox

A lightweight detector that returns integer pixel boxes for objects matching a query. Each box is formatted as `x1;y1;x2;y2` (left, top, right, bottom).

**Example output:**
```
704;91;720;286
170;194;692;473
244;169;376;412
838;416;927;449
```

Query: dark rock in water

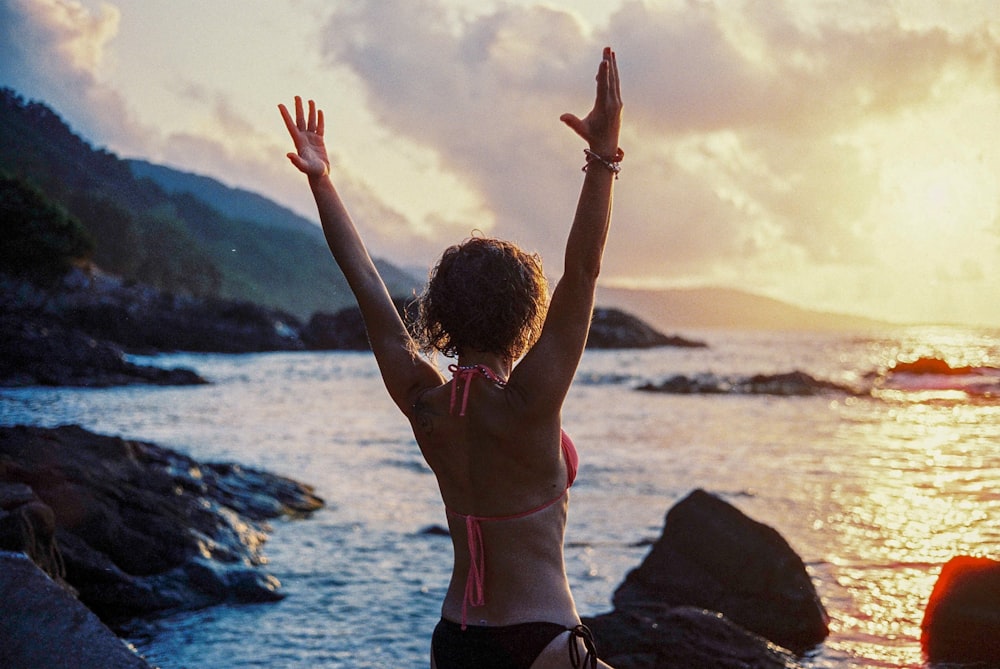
587;308;707;349
302;297;417;350
743;371;854;396
613;489;829;653
637;370;856;397
0;552;153;669
0;311;207;387
0;424;324;621
419;524;451;537
583;605;804;669
921;555;1000;664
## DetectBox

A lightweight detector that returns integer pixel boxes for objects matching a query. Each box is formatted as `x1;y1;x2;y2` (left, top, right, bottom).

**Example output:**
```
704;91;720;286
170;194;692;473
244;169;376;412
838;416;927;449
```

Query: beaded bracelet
582;147;625;178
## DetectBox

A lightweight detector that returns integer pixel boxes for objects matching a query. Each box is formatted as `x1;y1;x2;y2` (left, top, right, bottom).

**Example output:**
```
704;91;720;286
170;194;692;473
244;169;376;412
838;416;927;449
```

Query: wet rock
0;424;323;621
0;551;153;669
583;605;804;669
612;489;828;653
921;555;1000;664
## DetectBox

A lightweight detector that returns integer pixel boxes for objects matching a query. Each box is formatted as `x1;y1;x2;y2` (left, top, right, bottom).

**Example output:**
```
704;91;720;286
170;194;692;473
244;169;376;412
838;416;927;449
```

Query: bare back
409;367;581;628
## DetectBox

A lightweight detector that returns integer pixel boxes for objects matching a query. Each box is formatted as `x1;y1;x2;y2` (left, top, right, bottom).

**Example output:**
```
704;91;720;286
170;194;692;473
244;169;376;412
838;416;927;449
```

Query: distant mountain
597;286;894;332
0;87;417;319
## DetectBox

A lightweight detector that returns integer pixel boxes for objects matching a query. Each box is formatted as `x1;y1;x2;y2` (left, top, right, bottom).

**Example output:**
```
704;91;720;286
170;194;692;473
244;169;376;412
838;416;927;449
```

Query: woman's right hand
279;96;331;178
559;47;623;159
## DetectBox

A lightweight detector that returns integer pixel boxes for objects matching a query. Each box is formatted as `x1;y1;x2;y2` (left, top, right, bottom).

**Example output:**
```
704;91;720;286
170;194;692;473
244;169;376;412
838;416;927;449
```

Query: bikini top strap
447;364;507;416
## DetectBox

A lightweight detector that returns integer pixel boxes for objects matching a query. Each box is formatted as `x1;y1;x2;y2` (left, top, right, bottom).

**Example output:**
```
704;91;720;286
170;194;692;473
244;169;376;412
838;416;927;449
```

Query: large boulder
612;489;829;652
921;555;1000;664
0;424;323;621
0;551;153;669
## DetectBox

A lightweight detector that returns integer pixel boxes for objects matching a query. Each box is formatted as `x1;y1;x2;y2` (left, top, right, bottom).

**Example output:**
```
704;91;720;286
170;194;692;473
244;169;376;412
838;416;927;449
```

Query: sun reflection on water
825;365;1000;668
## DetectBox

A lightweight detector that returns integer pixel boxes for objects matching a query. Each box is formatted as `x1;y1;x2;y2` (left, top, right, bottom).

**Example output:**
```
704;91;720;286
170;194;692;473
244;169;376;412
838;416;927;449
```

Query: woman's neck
455;352;511;380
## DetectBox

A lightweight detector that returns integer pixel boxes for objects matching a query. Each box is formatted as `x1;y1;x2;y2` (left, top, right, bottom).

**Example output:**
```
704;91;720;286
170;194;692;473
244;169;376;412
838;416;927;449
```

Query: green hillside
0;88;416;318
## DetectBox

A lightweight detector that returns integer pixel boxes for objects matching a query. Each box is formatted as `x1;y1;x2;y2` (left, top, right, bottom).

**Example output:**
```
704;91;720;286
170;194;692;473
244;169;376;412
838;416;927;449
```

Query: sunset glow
1;0;998;326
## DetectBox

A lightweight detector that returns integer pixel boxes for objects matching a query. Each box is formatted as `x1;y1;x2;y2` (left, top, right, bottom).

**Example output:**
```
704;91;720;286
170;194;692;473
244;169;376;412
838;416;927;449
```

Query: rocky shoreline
2;425;997;667
1;269;704;388
1;424;324;668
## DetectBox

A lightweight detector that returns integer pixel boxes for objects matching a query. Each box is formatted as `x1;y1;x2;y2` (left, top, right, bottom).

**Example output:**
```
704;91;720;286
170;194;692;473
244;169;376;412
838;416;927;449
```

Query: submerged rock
0;424;323;621
921;555;1000;664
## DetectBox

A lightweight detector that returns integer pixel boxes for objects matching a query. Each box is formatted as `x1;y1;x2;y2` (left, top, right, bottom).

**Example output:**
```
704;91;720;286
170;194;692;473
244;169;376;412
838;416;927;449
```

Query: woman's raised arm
279;97;443;411
511;47;623;412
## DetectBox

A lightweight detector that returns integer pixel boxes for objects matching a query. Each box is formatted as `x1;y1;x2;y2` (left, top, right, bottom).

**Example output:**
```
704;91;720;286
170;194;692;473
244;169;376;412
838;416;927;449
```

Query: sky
2;0;999;327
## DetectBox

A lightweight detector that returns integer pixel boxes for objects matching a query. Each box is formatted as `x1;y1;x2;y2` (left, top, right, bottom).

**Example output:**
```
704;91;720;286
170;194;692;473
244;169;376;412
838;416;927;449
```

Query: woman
280;46;622;669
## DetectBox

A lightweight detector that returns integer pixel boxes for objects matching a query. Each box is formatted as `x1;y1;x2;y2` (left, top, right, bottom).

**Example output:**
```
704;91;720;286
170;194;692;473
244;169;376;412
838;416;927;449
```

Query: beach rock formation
921;555;1000;664
584;489;827;667
0;424;323;621
0;310;207;387
586;308;706;349
2;270;305;355
0;551;153;669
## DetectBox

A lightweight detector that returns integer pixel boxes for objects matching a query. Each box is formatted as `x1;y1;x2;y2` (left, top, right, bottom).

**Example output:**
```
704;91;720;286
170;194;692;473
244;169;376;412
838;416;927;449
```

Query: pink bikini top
445;363;579;628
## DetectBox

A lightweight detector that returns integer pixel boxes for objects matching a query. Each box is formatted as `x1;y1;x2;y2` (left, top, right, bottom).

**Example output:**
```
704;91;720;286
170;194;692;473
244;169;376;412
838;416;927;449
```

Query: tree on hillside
0;175;94;282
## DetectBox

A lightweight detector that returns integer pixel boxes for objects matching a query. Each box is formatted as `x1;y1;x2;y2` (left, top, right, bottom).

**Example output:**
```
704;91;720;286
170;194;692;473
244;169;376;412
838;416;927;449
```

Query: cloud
316;0;999;301
0;0;149;154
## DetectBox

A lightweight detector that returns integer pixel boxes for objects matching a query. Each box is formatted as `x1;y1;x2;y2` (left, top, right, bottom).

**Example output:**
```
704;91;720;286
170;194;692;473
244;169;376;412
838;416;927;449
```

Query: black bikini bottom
431;618;598;669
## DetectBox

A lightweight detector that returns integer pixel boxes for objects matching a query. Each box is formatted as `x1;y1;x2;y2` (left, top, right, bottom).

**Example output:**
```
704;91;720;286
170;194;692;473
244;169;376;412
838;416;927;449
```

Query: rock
0;551;153;669
302;297;417;350
0;311;207;387
0;482;66;583
0;424;323;621
1;269;305;358
921;555;1000;664
587;308;707;349
583;605;804;669
612;489;829;652
637;370;856;396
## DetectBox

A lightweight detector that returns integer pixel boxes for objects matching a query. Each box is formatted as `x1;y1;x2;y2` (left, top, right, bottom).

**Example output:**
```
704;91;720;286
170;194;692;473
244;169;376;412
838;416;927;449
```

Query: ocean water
2;327;999;668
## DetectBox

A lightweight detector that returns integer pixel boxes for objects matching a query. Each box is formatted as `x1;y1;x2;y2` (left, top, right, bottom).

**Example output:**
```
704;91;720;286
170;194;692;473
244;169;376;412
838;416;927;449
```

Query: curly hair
414;236;549;361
